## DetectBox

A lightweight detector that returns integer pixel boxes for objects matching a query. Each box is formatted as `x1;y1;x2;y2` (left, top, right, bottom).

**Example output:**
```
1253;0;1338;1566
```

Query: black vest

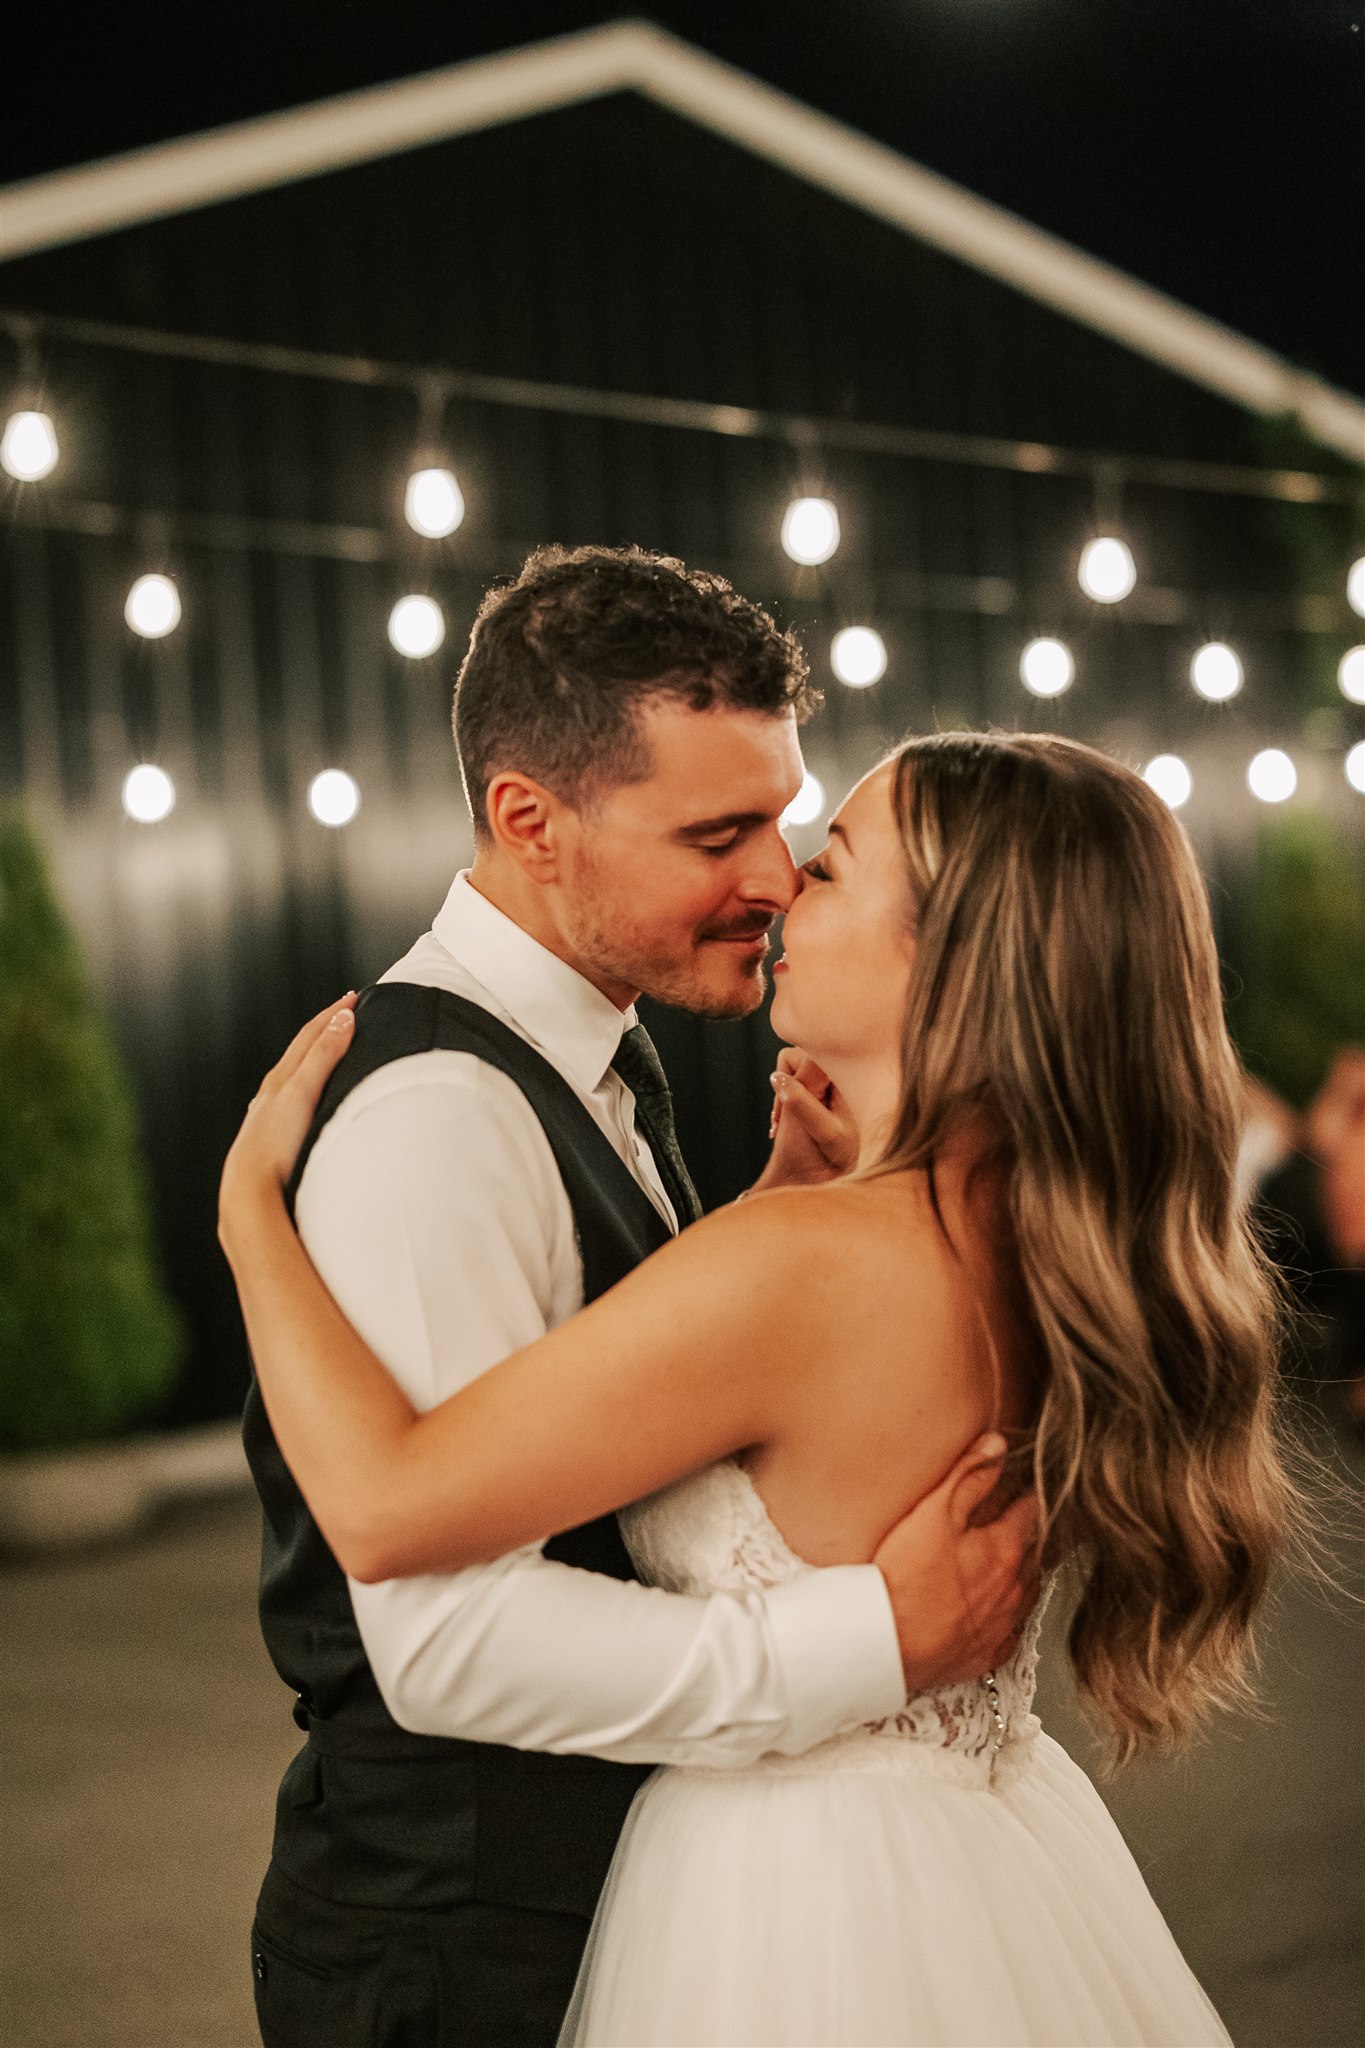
241;982;672;1916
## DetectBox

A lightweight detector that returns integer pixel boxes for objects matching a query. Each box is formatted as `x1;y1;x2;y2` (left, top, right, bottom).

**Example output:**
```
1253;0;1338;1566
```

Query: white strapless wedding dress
559;1459;1233;2047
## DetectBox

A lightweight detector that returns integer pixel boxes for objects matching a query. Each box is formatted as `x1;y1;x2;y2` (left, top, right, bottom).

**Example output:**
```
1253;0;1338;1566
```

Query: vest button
254;1951;267;1982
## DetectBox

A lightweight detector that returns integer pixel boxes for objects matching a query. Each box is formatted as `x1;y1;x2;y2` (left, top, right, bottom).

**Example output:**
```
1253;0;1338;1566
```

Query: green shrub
0;807;183;1451
1223;812;1365;1110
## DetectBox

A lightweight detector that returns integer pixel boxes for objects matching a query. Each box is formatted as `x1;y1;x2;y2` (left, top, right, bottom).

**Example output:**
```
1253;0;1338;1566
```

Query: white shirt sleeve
293;1056;906;1768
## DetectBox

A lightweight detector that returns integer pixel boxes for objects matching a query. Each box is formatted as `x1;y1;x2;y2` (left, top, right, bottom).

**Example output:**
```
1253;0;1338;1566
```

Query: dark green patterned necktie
612;1023;703;1227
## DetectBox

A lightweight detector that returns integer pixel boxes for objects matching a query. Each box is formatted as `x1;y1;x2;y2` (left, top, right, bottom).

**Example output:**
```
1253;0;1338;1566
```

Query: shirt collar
431;872;635;1095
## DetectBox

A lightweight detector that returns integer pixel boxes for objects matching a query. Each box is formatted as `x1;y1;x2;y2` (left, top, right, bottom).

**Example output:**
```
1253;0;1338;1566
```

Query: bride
220;730;1298;2046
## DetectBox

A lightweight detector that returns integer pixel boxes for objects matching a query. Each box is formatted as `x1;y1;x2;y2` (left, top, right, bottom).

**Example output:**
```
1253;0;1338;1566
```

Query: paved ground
2;1428;1361;2048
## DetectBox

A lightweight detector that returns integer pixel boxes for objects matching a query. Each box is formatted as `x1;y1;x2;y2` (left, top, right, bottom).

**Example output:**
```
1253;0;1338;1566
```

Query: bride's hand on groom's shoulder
217;993;357;1255
749;1049;858;1192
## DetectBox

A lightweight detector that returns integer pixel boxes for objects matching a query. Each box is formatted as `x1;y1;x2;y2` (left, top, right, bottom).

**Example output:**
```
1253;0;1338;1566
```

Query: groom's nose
736;826;800;912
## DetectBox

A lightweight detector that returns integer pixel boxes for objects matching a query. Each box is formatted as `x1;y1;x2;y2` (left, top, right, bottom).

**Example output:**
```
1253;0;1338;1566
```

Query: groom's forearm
352;1549;906;1766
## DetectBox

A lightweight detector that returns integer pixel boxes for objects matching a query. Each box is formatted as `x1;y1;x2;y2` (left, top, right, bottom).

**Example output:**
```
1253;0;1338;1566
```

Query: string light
780;497;840;566
1143;754;1192;809
404;467;465;538
308;769;360;827
1190;642;1243;702
1247;749;1296;804
1;409;59;480
782;770;825;827
1020;638;1074;697
121;764;176;823
125;574;181;638
387;594;445;657
1078;536;1136;604
830;626;886;687
8;368;1365;834
1338;646;1365;705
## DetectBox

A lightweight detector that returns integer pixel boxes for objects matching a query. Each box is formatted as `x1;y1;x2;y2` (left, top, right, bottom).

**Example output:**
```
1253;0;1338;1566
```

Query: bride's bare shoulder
646;1176;960;1402
699;1173;945;1293
738;1171;937;1229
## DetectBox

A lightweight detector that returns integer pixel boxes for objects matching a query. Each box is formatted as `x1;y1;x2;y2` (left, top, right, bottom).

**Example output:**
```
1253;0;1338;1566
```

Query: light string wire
3;305;1360;508
3;307;1363;824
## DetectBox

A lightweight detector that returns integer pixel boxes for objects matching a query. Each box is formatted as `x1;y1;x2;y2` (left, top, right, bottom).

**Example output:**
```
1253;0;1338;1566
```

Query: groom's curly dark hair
453;545;819;841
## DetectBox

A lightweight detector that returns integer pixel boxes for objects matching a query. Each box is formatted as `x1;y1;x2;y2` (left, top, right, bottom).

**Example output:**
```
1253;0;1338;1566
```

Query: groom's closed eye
676;809;773;851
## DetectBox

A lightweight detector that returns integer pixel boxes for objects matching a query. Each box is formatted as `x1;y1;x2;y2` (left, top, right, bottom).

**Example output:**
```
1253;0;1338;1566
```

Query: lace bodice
620;1458;1049;1790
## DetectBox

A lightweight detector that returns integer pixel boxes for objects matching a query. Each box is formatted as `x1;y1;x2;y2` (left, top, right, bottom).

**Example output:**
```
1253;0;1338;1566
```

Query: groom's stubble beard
562;845;772;1020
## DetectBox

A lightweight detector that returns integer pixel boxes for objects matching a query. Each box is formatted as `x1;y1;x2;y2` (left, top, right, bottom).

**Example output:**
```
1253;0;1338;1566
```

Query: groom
242;545;1039;2047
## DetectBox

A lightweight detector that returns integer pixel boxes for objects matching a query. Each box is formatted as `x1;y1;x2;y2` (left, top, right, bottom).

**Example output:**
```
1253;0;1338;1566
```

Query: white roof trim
2;18;1361;463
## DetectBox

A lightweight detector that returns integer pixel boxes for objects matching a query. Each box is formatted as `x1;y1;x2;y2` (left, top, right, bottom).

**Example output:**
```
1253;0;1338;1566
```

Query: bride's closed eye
802;856;832;882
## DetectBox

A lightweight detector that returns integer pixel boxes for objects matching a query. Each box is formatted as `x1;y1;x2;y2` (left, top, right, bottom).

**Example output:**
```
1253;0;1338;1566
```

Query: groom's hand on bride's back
873;1437;1042;1693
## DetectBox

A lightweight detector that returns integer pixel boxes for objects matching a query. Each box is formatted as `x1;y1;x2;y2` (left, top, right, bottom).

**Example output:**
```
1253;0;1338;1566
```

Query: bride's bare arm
220;998;825;1584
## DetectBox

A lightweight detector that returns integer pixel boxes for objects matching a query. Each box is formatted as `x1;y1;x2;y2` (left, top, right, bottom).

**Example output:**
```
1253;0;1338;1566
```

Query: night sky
4;2;1362;396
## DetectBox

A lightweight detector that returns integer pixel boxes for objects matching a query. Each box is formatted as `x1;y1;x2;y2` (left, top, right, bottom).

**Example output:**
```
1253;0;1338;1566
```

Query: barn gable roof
1;19;1360;463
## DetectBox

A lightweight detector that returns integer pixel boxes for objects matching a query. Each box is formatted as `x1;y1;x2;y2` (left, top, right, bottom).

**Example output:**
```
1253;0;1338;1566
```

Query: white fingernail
328;1009;354;1032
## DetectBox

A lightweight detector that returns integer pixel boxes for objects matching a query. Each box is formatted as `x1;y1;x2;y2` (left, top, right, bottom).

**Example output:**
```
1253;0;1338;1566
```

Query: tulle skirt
559;1727;1232;2047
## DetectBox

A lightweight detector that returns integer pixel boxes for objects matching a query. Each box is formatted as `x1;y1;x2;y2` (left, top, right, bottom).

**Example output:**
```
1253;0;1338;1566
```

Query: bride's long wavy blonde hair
871;730;1305;1767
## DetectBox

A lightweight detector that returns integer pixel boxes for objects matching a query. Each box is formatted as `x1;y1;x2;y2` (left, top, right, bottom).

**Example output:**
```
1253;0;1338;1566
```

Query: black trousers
251;1862;594;2048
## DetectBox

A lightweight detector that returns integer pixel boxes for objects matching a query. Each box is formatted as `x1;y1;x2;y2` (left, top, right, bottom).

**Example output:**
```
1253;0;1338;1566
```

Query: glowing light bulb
308;769;360;827
404;467;464;538
830;626;886;688
1338;646;1365;705
780;497;840;566
1;409;59;480
121;764;176;823
1247;749;1296;804
1143;754;1192;810
387;595;445;658
1019;638;1074;697
1347;557;1365;619
782;771;825;828
1345;740;1365;795
1078;536;1136;604
1190;642;1243;702
124;574;181;638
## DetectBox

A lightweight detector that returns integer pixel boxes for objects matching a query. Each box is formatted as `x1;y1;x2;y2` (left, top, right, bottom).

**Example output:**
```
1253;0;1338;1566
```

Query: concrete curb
0;1419;251;1552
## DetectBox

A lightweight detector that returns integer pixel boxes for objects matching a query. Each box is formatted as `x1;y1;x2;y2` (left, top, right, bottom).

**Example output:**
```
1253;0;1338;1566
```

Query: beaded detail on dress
620;1458;1050;1789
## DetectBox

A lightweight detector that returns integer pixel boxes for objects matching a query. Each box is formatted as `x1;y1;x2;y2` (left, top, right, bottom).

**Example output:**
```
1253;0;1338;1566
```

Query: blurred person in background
1244;1052;1365;1433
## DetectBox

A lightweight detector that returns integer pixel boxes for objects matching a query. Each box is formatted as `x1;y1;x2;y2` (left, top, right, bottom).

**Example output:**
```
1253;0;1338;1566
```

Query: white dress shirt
294;871;905;1766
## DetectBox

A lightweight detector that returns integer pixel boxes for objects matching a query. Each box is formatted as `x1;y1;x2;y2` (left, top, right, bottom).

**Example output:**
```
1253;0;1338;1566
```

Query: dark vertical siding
1;93;1358;1423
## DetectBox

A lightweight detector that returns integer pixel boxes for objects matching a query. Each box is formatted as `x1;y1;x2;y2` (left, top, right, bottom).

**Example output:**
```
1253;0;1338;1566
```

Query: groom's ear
485;770;570;882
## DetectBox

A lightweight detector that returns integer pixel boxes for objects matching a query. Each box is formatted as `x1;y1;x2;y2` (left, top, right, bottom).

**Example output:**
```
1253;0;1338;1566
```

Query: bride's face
769;760;916;1069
